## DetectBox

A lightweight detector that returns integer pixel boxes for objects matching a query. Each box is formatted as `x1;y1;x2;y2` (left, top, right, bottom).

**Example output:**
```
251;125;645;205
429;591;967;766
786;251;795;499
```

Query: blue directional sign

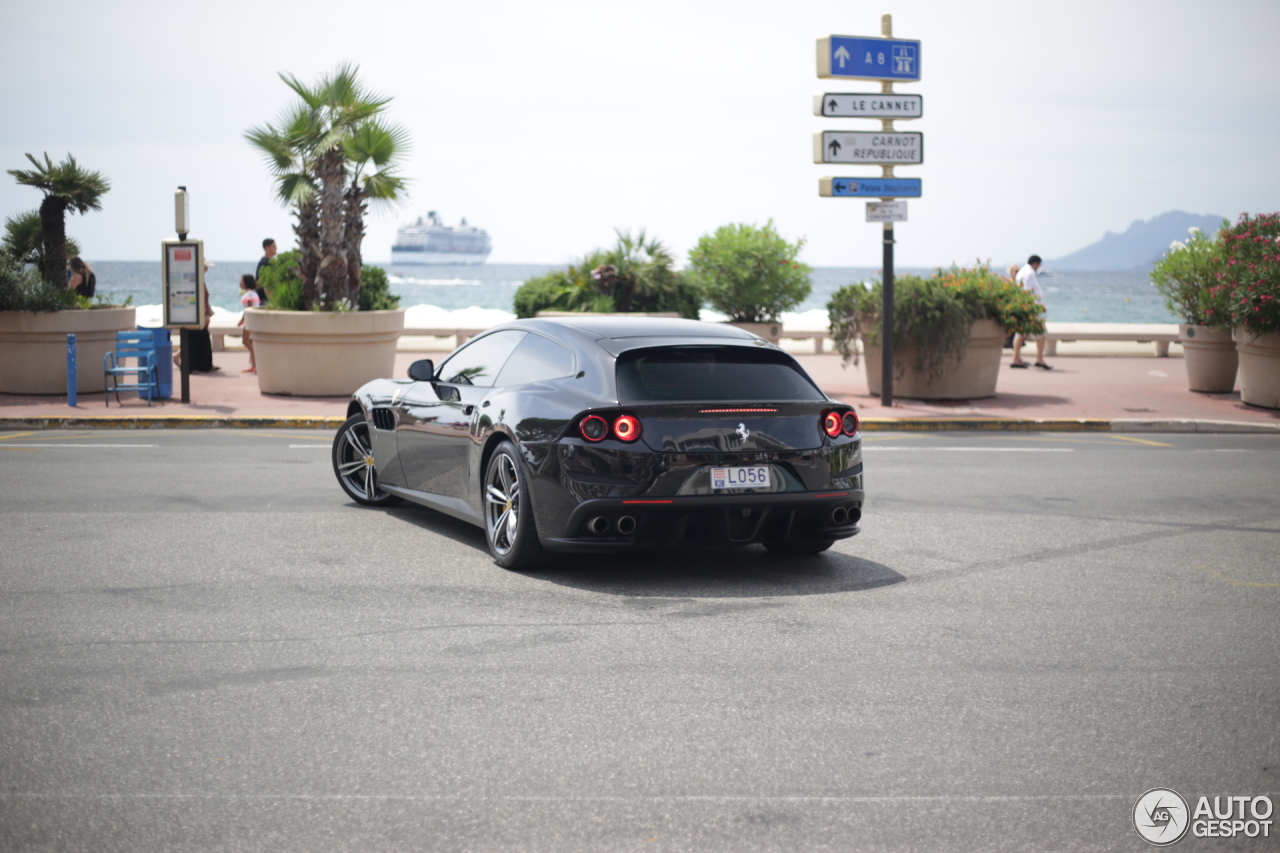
820;177;922;198
817;36;921;82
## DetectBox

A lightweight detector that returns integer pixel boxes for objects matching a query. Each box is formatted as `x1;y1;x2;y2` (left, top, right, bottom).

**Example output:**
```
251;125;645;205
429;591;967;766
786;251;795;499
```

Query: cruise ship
391;212;492;265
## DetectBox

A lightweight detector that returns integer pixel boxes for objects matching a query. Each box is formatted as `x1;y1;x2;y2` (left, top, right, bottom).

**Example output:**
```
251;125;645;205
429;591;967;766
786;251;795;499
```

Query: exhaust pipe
616;515;637;536
830;506;849;526
587;516;611;535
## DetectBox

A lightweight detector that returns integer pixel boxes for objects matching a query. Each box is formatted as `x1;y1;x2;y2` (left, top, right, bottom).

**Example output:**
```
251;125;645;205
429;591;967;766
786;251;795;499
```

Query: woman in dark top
67;257;96;299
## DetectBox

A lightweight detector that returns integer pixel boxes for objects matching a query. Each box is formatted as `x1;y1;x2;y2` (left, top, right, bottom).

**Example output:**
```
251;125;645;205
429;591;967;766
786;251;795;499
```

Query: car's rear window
615;346;824;402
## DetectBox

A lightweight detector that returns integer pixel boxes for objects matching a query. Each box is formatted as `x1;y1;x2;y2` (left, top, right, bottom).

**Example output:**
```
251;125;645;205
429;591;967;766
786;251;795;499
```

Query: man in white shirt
1011;254;1050;369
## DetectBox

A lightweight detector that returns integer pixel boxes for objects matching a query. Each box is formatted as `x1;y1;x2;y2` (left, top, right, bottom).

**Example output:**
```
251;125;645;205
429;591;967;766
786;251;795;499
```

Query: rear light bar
821;408;859;438
578;412;642;443
700;408;779;413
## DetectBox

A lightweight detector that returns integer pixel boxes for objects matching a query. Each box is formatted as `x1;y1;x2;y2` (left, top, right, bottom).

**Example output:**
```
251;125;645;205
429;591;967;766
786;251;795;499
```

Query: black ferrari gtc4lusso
332;317;864;569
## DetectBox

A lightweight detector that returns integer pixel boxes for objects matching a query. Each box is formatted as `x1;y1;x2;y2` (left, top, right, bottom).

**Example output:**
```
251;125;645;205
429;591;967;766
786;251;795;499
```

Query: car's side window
435;331;527;387
493;333;576;387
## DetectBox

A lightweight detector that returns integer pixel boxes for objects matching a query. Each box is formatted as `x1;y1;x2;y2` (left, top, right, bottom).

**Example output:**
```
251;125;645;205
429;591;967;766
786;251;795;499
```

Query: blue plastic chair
103;330;158;407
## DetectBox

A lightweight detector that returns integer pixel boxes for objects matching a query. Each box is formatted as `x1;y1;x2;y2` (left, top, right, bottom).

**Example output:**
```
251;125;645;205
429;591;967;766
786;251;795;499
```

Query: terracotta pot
1232;328;1280;409
862;318;1005;400
0;306;137;394
1179;324;1237;393
726;321;782;344
245;308;404;397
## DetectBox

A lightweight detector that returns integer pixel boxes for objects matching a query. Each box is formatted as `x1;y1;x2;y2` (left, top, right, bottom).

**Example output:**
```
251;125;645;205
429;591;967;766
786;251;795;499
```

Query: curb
0;416;346;430
2;415;1277;434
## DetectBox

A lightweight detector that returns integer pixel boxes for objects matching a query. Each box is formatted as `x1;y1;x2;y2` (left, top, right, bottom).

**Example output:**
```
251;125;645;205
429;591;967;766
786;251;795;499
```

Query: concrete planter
0;306;136;395
862;318;1005;400
1179;324;1237;393
245;308;404;397
726;321;782;344
1233;328;1280;409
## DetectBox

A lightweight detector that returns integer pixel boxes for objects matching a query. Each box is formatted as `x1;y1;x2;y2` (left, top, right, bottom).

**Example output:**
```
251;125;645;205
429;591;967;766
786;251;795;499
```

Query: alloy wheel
484;449;521;557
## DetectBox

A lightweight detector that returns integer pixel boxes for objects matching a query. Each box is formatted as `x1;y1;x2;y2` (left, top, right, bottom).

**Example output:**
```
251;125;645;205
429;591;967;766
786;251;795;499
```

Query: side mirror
408;359;435;382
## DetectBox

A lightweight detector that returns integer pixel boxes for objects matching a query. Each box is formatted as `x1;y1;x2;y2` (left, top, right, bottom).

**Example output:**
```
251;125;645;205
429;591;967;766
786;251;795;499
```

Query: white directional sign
815;92;922;119
866;201;908;222
813;131;923;165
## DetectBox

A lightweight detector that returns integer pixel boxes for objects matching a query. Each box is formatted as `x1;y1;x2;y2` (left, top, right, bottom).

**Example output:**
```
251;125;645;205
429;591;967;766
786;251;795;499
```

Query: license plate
711;465;770;490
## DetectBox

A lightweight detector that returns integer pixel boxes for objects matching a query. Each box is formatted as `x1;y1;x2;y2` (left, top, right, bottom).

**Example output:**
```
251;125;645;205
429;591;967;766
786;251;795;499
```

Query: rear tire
483;441;558;570
764;539;834;556
332;413;401;507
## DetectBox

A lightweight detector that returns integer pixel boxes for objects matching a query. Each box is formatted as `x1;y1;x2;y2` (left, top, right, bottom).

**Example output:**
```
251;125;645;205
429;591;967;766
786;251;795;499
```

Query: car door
394;331;526;498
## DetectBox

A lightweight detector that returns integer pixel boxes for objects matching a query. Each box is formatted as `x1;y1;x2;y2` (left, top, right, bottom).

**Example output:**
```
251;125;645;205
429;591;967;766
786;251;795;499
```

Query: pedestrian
1011;254;1050;369
256;238;277;282
237;274;261;373
67;257;96;299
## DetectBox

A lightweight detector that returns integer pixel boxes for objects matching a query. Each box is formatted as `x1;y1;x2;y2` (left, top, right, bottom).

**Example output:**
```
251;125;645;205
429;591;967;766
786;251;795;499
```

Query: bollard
66;333;77;407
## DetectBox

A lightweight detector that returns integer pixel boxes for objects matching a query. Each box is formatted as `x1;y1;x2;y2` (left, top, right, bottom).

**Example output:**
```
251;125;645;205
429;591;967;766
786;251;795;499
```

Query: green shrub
827;264;1045;379
0;257;72;313
358;264;400;311
513;232;700;319
1150;224;1230;327
258;250;305;311
685;221;811;323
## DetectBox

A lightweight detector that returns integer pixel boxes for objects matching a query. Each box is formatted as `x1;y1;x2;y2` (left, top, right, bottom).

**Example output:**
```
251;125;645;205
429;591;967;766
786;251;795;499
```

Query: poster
165;244;199;326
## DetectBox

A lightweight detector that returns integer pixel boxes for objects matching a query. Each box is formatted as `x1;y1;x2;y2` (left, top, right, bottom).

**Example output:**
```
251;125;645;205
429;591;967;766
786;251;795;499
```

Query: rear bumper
540;489;864;553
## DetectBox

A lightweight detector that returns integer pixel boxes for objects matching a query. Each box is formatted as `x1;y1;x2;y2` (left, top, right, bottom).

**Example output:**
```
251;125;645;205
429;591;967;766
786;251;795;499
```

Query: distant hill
1049;211;1228;271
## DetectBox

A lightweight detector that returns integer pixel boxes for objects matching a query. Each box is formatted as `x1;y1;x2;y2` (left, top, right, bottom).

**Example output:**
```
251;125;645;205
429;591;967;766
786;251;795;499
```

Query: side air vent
371;408;396;431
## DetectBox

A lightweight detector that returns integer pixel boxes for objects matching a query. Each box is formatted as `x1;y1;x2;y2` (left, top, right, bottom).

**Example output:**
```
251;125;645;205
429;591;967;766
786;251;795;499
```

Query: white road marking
863;447;1074;452
0;444;156;448
289;445;331;448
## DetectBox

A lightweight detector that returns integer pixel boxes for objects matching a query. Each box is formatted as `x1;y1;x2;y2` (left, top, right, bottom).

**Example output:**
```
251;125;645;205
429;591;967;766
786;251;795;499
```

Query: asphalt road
1;428;1277;852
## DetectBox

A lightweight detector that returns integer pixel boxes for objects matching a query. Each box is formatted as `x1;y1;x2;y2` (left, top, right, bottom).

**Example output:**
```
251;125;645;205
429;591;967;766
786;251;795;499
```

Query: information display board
162;239;205;329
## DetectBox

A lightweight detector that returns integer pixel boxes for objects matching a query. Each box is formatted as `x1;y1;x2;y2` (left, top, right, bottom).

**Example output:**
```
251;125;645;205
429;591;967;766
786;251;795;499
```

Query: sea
88;261;1180;327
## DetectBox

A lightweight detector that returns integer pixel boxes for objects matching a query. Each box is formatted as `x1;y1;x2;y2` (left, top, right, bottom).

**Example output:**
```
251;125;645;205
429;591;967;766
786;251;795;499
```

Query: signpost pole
882;223;894;406
179;329;190;403
173;187;192;404
879;13;896;407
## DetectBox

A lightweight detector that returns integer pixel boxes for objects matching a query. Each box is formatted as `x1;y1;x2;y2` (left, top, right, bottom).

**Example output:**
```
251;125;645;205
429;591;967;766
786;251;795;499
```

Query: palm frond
361;170;407;202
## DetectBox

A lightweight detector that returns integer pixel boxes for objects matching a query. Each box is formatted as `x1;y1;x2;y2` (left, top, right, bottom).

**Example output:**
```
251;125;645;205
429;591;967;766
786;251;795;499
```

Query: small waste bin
137;326;173;399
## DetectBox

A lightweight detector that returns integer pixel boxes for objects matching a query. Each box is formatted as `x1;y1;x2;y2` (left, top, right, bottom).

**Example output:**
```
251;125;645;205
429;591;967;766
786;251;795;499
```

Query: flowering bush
827;264;1044;378
1150;224;1230;327
1214;212;1280;336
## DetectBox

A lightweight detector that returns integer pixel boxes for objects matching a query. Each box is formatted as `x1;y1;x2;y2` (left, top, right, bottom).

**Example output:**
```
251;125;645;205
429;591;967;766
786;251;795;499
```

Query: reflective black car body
333;317;864;568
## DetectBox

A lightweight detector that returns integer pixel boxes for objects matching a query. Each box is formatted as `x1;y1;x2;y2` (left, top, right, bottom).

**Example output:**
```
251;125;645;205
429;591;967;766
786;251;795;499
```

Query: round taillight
823;411;842;437
580;414;608;442
613;414;641;442
842;411;859;436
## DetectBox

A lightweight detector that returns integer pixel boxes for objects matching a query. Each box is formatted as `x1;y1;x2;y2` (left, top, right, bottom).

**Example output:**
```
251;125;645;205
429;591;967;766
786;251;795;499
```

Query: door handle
463;405;475;416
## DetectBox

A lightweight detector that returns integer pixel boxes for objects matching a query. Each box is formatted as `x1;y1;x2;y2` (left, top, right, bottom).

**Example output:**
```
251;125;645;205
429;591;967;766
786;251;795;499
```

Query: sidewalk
2;346;1277;432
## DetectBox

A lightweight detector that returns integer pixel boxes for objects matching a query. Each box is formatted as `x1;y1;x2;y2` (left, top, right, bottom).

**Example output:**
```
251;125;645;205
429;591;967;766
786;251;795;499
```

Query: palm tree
278;64;389;309
2;210;80;270
7;153;109;288
340;118;410;305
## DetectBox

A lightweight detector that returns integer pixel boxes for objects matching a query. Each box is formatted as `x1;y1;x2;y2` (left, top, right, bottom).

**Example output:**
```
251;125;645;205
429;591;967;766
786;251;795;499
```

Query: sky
1;0;1277;268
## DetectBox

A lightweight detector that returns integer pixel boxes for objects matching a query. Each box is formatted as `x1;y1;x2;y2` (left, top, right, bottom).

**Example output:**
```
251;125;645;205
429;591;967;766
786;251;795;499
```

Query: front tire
483;441;556;570
332;413;401;506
